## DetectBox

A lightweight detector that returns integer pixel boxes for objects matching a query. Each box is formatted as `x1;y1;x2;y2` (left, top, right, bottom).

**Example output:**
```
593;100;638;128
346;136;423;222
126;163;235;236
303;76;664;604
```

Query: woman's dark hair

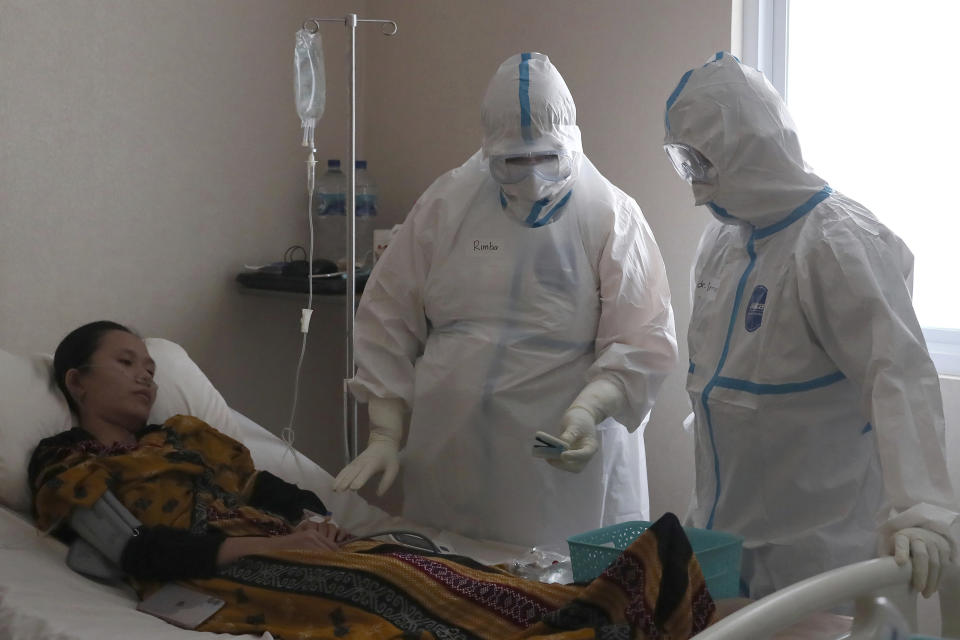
54;321;135;414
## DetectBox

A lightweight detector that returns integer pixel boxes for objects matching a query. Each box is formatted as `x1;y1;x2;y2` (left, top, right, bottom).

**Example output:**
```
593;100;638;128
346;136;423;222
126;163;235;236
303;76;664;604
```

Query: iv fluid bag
294;28;326;148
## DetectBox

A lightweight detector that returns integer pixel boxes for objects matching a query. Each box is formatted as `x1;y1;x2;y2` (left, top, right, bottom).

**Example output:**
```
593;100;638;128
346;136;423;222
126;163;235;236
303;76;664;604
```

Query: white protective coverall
664;52;959;597
348;53;677;547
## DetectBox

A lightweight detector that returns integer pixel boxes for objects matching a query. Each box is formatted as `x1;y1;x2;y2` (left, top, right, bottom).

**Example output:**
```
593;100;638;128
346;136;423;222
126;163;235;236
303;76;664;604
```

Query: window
741;0;960;375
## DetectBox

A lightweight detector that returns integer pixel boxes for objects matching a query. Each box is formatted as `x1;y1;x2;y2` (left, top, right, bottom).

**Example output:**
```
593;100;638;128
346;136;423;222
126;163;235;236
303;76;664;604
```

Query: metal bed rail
694;557;960;639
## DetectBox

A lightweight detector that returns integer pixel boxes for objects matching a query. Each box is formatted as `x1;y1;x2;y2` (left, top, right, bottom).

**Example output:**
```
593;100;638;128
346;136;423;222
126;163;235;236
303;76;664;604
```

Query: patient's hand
265;522;345;553
292;518;351;546
216;523;350;565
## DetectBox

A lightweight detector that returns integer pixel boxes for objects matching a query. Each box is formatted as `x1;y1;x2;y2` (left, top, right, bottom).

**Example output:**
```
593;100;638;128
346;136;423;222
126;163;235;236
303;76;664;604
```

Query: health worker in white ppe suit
663;52;959;599
334;52;678;548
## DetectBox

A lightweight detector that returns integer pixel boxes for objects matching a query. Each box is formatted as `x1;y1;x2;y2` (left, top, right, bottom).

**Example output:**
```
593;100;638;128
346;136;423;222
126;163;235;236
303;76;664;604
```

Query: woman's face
66;330;157;430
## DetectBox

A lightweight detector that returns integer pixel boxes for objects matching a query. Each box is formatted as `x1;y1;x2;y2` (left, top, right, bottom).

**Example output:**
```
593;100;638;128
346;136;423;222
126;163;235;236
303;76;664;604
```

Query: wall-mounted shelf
236;271;367;295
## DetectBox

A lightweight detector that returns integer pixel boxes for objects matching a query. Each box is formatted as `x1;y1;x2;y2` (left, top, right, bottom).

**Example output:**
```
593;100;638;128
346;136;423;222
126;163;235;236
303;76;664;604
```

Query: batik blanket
32;415;716;639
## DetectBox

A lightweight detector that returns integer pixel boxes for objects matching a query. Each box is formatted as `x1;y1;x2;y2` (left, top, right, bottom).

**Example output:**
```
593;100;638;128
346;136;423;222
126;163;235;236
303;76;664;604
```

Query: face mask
502;195;567;228
494;151;578;227
664;143;721;205
692;181;719;206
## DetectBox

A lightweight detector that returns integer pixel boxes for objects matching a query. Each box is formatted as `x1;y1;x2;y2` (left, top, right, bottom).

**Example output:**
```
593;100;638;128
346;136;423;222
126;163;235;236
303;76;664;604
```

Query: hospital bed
1;338;957;639
0;338;529;639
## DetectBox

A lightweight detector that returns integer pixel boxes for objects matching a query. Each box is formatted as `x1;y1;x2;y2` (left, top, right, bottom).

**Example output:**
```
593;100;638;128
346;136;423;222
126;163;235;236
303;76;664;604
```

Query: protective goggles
489;151;573;185
664;143;717;185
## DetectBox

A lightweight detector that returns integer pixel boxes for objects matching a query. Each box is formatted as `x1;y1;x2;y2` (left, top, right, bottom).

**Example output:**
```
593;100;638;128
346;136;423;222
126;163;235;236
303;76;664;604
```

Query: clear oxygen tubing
301;14;397;465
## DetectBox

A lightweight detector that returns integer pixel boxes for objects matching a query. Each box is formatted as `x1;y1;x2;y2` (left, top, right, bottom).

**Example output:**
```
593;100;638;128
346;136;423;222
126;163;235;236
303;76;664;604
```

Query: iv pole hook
303;17;398;36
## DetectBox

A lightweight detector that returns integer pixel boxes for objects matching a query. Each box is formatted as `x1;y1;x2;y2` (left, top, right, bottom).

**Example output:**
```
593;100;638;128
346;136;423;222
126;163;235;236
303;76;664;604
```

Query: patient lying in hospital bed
2;322;718;639
7;324;950;639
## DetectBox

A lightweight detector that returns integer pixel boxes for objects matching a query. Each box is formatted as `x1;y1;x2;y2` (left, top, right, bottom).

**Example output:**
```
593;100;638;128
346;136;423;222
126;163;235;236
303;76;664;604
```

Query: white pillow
0;338;238;513
144;338;239;438
0;349;72;512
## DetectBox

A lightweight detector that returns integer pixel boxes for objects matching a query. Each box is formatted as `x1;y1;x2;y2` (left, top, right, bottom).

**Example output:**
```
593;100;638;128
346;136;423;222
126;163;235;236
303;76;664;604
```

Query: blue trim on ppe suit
700;187;837;530
518;53;533;142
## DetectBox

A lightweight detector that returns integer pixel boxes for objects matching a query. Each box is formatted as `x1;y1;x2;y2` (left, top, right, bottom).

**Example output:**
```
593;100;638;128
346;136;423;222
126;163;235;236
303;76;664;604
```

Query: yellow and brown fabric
32;415;290;538
31;415;716;639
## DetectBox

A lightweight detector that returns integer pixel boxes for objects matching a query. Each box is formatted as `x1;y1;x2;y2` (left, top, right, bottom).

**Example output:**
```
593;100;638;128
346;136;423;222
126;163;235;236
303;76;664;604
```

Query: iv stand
303;15;398;466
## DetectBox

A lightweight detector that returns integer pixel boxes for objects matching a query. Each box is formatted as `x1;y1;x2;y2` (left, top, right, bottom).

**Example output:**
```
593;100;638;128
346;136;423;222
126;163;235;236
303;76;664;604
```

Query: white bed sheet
0;505;257;640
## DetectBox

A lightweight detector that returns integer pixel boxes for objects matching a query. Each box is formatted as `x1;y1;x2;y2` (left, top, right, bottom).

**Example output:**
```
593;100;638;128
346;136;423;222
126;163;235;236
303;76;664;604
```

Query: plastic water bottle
355;160;378;268
313;159;346;261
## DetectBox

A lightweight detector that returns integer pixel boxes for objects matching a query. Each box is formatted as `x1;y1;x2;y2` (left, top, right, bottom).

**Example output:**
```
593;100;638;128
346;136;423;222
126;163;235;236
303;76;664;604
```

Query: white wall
944;378;960;495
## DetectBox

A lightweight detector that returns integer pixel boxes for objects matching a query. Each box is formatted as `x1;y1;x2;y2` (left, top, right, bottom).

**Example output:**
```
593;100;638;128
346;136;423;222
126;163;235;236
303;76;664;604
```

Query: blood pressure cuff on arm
66;491;227;582
66;490;142;582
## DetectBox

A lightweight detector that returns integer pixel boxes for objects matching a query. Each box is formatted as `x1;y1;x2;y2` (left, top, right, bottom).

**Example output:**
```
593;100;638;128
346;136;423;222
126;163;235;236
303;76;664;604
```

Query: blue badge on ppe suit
745;285;767;332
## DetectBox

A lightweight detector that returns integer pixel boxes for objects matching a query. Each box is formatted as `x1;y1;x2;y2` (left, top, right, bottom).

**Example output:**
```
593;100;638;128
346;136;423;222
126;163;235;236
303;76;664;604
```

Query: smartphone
136;583;225;629
532;430;567;459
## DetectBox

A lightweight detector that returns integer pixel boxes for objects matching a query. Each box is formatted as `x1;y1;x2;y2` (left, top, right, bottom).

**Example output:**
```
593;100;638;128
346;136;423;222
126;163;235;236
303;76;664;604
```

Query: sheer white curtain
788;0;960;335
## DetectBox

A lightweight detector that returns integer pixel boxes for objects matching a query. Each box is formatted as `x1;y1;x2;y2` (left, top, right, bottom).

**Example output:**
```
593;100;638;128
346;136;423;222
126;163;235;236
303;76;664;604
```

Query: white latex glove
548;406;598;473
882;527;952;598
547;377;625;473
333;396;406;496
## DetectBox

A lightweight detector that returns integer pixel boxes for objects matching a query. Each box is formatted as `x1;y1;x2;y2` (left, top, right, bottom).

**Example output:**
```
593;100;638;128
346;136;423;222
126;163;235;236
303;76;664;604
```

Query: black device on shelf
281;258;339;277
236;267;368;295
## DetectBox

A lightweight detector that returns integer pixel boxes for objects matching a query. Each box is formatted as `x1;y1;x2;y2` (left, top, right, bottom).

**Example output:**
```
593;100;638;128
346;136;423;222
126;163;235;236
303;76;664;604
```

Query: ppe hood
664;52;826;226
481;52;582;159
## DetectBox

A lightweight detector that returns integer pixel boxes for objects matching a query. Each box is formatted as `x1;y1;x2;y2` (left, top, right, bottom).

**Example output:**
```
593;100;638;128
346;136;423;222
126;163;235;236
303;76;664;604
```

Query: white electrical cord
281;151;319;456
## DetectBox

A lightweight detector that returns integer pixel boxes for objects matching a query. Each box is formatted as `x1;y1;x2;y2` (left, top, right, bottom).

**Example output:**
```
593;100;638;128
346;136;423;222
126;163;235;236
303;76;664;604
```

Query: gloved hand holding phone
539;377;625;473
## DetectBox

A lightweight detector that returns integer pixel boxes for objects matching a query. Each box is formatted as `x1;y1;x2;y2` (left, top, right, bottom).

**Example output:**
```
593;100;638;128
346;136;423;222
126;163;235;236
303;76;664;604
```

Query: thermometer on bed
532;431;568;459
